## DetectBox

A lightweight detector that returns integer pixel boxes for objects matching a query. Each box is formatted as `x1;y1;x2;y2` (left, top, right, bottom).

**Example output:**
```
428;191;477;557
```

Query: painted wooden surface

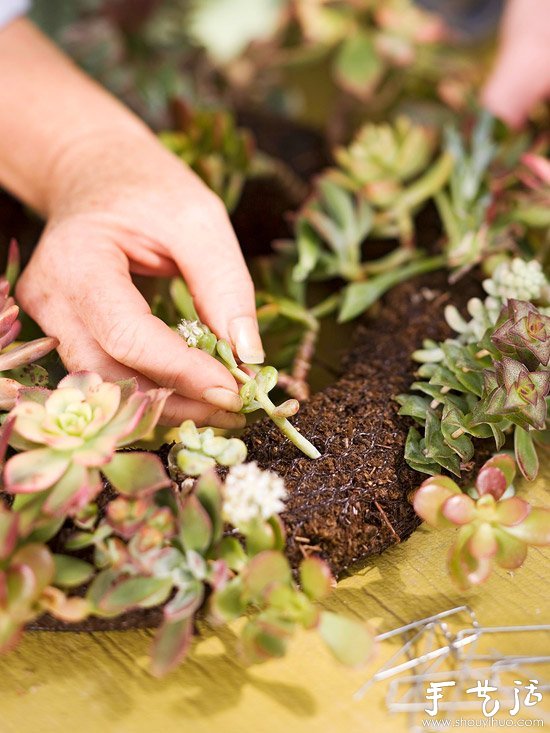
1;461;549;733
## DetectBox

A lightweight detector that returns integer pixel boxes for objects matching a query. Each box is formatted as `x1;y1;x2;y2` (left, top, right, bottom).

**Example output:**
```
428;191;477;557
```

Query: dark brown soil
244;271;482;576
26;270;483;632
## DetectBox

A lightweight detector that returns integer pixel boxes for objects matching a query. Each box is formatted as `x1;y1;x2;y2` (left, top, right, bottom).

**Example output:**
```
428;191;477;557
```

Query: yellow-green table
2;462;549;733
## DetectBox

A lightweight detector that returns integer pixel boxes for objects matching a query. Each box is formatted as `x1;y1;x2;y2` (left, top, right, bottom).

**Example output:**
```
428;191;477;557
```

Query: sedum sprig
168;419;247;476
177;319;321;459
412;454;550;589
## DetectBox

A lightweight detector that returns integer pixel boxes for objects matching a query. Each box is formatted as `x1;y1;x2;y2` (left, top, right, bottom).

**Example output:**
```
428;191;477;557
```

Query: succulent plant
160;106;255;213
435;111;498;275
0;242;58;411
0;502;91;653
177;318;321;459
412;454;550;589
444;257;550;346
168;419;247;476
397;300;550;481
3;372;171;516
65;460;373;676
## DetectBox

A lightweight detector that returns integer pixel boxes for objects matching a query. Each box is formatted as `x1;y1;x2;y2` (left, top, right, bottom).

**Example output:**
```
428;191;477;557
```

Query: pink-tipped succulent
0;503;89;652
0;252;58;411
3;372;171;516
492;300;550;368
413;454;550;589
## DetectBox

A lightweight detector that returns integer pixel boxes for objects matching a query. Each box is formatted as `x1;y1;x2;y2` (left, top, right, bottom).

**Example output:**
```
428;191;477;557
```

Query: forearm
0;18;154;216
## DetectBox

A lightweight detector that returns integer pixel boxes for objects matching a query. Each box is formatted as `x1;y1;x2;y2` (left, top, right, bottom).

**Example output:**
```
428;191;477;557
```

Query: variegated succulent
3;372;171;516
397;300;550;481
63;459;373;676
412;454;550;589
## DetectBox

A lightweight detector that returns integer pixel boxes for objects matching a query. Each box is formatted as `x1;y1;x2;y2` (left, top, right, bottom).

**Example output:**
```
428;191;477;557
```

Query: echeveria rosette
3;372;171;516
412;454;550;589
168;419;247;477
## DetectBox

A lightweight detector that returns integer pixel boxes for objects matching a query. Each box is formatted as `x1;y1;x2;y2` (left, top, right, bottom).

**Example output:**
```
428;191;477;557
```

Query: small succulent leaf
514;426;539;481
164;581;204;622
150;616;193;678
494;497;530;526
241;616;291;663
245;518;276;556
210;577;246;623
216;536;248;572
475;466;508;500
293;220;321;282
0;507;19;560
441;494;476;526
334;31;384;100
98;576;173;614
255;366;278;393
481;454;516;487
179;494;213;554
505;507;550;546
242;551;292;603
52;554;94;588
467;523;498;559
318;611;375;667
493;527;528;569
299;557;334;601
412;475;460;527
195;470;223;543
4;448;70;494
102;452;170;496
11;543;55;594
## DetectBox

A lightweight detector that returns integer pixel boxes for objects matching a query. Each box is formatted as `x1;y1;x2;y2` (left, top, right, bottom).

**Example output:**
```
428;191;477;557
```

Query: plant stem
232;367;321;459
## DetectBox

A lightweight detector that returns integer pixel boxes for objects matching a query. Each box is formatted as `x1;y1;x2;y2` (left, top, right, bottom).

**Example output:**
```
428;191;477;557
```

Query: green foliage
412;454;550;589
3;372;171;516
397;300;550;480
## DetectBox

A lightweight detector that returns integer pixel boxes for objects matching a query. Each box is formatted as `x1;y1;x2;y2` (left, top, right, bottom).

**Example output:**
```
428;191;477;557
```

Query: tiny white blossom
222;461;287;528
177;319;207;348
483;258;548;302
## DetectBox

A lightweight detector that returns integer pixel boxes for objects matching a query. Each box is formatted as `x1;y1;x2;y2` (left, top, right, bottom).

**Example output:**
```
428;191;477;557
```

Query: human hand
15;128;264;427
482;0;550;127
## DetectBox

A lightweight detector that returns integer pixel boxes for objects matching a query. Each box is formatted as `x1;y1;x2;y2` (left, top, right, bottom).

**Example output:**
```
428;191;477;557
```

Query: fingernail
208;411;247;430
202;387;243;413
229;316;264;364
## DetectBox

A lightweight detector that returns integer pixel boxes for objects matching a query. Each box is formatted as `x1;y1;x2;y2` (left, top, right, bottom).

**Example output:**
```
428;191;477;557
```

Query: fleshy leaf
318;611;374;667
102;452;170;496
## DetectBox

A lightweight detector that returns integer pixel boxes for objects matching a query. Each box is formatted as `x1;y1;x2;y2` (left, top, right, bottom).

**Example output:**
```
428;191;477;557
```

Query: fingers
70;244;244;404
39;304;245;429
482;0;550;127
17;241;245;416
169;194;264;364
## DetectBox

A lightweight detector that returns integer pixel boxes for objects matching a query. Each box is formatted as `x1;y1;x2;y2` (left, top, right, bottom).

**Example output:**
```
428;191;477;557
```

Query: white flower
483;258;548;302
177;319;208;348
222;462;287;528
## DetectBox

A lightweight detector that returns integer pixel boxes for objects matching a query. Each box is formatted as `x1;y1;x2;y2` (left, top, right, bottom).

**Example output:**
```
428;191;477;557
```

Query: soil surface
27;270;483;632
